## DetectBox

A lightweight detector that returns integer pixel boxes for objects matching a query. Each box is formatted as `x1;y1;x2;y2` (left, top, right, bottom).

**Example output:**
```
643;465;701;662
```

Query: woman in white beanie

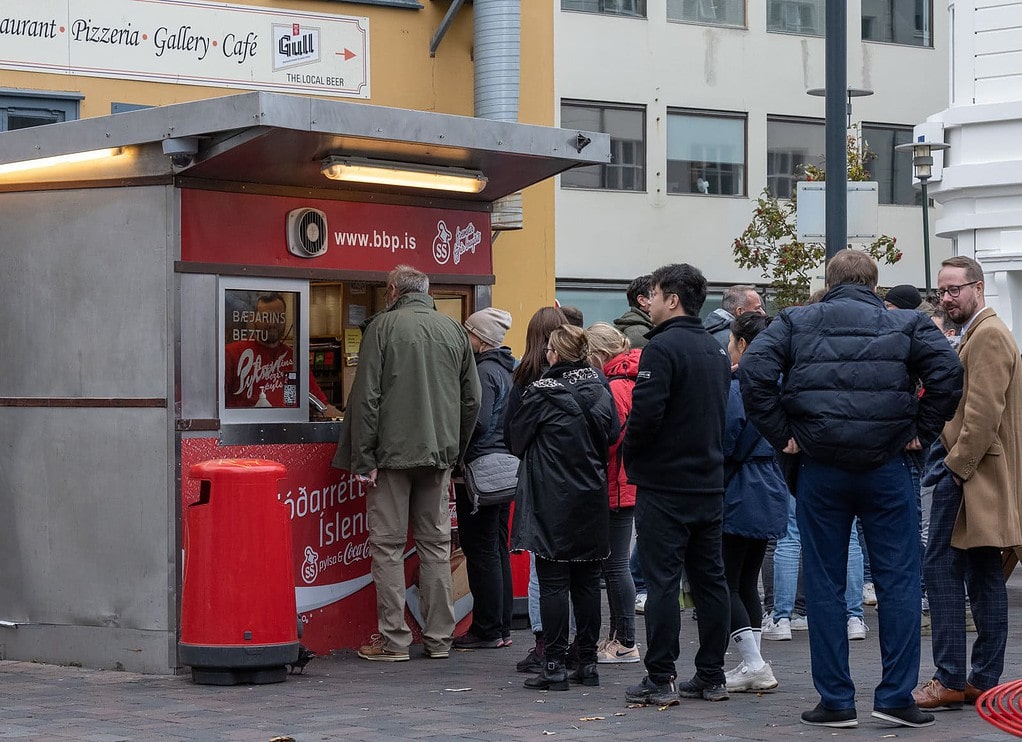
453;307;517;650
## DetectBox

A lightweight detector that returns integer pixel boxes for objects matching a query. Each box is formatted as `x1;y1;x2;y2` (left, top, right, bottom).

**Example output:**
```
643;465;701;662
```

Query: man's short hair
941;255;984;283
626;275;653;309
388;265;429;297
721;284;757;314
561;305;584;327
651;263;708;318
825;249;878;289
257;292;286;308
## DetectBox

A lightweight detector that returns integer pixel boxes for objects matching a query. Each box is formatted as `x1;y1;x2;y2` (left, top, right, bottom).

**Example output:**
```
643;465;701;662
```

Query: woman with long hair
506;306;569;673
510;325;619;690
722;312;789;692
586;322;642;664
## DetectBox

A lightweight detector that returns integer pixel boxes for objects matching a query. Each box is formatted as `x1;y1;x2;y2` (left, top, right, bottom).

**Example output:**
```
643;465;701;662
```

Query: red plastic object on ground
180;458;298;685
977;679;1022;736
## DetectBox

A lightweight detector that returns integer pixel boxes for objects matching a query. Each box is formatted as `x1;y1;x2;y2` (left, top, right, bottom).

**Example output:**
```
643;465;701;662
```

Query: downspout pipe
474;0;523;230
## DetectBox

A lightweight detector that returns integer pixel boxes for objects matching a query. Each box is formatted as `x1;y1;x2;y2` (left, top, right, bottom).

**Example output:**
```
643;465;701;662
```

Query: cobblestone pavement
4;583;1021;741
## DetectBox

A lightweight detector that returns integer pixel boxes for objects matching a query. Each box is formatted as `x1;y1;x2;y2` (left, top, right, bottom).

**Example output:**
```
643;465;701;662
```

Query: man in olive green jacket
334;265;481;662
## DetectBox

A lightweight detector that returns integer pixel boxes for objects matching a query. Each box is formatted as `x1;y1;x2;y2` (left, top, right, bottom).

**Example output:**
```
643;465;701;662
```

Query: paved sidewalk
4;589;1021;741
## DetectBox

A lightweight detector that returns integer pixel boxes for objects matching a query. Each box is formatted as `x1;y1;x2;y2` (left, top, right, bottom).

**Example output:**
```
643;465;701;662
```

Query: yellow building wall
2;0;555;355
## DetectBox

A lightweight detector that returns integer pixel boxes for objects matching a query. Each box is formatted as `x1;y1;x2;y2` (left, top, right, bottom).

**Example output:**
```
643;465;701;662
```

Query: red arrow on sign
336;48;356;61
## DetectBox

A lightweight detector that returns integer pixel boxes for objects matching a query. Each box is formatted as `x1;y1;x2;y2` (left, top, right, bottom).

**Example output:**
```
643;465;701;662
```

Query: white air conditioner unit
286;208;328;258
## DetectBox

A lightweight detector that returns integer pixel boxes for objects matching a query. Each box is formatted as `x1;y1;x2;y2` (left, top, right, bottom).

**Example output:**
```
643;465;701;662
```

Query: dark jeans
455;488;512;641
635;488;729;685
630;541;645;593
535;557;601;665
797;455;921;710
602;507;636;644
722;534;767;634
924;464;1007;691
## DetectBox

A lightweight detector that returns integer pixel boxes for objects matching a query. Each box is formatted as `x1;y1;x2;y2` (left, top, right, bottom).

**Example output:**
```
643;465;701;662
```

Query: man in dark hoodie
613;275;654;349
453;307;517;650
703;285;765;349
623;263;733;706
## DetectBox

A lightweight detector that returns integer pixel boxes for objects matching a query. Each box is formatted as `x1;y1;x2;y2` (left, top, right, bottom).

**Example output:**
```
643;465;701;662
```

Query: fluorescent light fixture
0;147;123;176
321;156;487;194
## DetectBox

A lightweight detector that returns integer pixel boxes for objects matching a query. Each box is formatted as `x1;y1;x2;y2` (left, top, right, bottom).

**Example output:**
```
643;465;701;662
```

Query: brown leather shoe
912;678;964;710
964;682;985;704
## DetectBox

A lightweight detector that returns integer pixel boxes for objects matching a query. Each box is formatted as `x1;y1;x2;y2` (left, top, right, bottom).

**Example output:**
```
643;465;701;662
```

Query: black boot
565;639;580;670
568;662;600;687
516;633;545;674
524;660;569;691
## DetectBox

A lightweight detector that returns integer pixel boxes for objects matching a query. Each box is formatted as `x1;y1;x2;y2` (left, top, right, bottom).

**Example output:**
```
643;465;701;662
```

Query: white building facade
926;0;1022;335
553;0;952;319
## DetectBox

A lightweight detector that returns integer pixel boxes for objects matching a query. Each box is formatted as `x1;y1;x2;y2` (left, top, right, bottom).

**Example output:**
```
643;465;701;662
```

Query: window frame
766;115;826;200
0;89;82;132
561;0;647;18
767;0;825;37
666;0;747;29
860;0;933;48
666;108;748;197
560;99;647;193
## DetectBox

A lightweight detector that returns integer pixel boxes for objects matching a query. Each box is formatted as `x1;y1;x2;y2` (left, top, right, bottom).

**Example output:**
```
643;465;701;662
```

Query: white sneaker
862;582;878;606
725;660;747;682
762;617;792;641
790;615;809;631
847;616;869;640
635;592;647;614
726;661;778;692
597;637;640;664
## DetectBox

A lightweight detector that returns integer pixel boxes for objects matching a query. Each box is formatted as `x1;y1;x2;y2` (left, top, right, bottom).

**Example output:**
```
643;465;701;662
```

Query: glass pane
6;110;63;131
767;0;825;35
766;119;825;198
667;0;745;26
562;0;646;16
667;113;746;195
561;103;645;191
862;126;919;206
224;289;302;409
861;0;931;47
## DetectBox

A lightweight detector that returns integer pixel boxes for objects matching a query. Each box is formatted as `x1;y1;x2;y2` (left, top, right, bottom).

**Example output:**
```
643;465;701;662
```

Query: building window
767;117;825;199
862;124;919;206
562;0;646;17
561;101;646;191
768;0;824;36
667;110;746;196
0;92;80;131
861;0;932;47
667;0;745;27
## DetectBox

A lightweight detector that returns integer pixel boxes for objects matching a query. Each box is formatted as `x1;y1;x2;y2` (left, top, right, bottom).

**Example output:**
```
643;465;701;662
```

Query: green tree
733;135;903;309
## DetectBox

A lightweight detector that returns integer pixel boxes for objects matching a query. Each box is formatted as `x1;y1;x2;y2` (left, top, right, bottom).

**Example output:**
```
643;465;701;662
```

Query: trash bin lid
189;458;287;481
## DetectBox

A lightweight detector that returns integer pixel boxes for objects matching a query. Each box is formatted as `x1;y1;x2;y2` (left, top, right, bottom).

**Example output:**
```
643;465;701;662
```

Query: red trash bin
179;458;298;685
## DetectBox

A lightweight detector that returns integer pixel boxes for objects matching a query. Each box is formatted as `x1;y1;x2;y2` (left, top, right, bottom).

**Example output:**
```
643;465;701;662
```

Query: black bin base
190;665;288;685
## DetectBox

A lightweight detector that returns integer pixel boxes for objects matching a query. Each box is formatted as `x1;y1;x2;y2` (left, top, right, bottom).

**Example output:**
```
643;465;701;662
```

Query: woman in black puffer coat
509;324;619;690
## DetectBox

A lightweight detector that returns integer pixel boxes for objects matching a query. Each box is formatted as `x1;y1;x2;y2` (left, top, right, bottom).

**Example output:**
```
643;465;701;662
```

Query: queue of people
334;254;1021;731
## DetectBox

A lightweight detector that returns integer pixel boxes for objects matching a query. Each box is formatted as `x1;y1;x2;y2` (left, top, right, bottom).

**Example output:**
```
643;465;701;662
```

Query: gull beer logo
272;22;321;70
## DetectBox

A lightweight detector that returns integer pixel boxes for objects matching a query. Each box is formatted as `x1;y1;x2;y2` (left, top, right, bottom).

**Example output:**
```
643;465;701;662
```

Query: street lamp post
895;141;950;297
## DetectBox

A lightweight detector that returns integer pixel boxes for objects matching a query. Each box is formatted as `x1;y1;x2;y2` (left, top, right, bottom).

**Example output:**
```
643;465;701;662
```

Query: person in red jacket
587;322;642;664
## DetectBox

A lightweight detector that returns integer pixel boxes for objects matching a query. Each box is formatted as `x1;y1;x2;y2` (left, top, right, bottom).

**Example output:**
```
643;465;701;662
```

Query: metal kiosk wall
0;92;608;673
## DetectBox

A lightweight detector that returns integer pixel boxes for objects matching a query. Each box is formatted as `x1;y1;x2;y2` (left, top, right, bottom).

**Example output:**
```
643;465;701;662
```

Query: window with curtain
767;0;824;36
861;0;932;47
766;117;825;199
562;0;647;17
667;0;745;27
561;101;646;191
666;110;746;196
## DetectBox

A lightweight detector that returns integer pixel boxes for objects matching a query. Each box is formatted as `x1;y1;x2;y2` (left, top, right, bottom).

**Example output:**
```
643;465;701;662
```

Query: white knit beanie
464;307;512;347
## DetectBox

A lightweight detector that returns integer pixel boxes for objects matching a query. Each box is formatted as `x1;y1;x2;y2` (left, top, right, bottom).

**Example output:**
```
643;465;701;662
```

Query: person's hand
905;437;922;451
783;438;800;454
357;469;378;487
730;362;739;373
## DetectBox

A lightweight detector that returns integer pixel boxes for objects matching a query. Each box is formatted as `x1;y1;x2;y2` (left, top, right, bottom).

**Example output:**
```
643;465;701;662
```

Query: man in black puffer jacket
740;250;962;730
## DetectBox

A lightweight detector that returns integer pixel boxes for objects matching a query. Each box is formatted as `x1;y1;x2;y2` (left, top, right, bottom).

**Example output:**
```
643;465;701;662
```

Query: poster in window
223;289;302;408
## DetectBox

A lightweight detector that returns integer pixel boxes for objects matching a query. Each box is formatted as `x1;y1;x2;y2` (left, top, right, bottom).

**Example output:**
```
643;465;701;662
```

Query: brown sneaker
912;678;964;710
357;635;409;662
964;682;984;704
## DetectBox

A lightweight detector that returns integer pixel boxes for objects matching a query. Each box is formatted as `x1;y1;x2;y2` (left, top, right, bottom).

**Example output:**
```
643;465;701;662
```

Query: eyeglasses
936;281;980;299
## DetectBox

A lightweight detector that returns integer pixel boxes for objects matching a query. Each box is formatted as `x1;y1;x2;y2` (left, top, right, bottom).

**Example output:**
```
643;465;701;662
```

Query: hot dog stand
0;91;608;673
